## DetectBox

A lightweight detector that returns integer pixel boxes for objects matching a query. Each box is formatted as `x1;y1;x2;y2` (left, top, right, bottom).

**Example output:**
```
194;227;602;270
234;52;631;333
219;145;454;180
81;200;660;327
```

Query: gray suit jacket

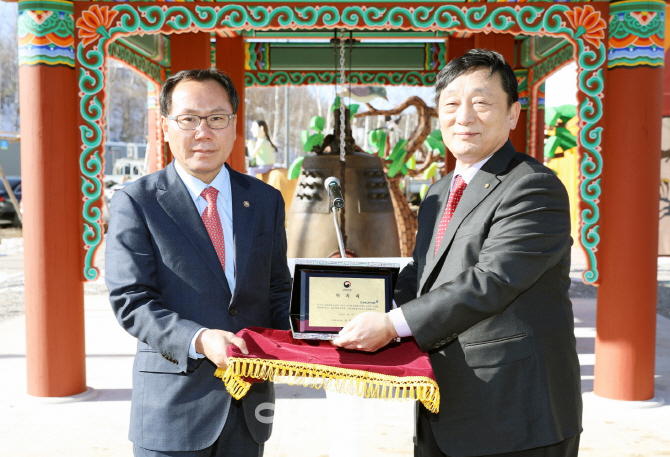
105;162;291;452
395;141;582;457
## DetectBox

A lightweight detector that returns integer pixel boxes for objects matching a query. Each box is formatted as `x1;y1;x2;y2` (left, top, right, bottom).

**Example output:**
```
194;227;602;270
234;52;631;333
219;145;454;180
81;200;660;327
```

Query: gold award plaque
308;276;386;327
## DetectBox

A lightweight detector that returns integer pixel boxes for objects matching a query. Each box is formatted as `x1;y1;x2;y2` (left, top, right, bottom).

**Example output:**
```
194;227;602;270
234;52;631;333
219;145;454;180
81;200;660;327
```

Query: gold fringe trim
214;357;440;413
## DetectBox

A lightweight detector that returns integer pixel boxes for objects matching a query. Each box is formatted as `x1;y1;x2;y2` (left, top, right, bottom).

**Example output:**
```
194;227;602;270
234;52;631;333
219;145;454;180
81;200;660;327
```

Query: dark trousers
415;405;580;457
133;400;263;457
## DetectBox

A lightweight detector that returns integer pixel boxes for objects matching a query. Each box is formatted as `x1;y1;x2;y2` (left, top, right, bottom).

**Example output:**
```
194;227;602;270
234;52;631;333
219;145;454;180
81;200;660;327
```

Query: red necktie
201;187;225;270
434;175;467;255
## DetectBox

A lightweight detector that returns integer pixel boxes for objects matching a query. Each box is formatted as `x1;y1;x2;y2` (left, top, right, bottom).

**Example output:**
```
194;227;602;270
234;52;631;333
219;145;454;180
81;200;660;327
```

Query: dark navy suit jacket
105;162;291;451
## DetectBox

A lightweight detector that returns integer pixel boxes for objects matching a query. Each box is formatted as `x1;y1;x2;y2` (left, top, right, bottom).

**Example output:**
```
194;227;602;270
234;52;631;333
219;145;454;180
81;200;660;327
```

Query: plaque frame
289;259;400;340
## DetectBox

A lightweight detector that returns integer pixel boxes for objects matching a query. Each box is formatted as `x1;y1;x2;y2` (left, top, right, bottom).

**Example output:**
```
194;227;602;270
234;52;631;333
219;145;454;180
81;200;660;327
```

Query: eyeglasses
166;113;236;130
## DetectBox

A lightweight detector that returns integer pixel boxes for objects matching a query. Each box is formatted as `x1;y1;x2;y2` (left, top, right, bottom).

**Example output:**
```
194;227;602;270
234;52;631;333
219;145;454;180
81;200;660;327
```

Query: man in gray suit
334;49;582;456
105;68;291;457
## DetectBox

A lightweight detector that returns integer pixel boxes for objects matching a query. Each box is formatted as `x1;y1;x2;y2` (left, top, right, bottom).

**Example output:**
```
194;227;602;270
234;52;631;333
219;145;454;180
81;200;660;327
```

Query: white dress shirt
388;154;494;338
173;161;235;358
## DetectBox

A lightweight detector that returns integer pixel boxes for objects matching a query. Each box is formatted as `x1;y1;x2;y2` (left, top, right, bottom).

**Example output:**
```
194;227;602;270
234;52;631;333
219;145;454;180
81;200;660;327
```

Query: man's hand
332;312;398;352
195;329;248;369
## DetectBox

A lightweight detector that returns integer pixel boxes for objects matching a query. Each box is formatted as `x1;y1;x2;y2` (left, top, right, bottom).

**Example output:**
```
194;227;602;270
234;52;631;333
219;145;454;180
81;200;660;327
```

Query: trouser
133;399;263;457
415;403;580;457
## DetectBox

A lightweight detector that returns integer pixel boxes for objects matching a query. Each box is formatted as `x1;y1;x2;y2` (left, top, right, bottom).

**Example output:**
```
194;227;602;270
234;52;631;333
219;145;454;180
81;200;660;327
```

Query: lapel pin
485;183;490;189
243;201;250;207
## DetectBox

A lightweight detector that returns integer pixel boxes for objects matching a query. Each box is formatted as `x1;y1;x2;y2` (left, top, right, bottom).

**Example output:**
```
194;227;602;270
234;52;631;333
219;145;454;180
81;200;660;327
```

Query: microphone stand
331;202;347;259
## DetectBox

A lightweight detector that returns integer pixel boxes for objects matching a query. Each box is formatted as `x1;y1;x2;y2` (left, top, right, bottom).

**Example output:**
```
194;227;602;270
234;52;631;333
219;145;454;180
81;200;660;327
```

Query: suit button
440;340;446;345
445;337;452;343
452;333;458;338
229;308;237;316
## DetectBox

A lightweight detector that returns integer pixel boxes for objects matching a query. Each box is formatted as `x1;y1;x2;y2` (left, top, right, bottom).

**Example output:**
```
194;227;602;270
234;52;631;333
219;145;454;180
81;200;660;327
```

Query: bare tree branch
0;5;19;132
106;61;148;144
355;96;438;157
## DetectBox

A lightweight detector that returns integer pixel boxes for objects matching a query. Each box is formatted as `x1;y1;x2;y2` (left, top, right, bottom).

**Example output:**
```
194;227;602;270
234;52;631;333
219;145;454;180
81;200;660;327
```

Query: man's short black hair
160;68;239;116
435;48;518;107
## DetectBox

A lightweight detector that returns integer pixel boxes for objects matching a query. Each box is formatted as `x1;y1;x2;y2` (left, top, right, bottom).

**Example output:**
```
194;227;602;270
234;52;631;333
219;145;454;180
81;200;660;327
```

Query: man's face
438;68;520;167
161;79;236;184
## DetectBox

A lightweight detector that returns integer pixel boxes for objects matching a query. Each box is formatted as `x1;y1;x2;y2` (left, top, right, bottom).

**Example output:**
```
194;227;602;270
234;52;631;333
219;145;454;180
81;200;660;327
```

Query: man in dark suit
105;68;291;457
334;49;582;456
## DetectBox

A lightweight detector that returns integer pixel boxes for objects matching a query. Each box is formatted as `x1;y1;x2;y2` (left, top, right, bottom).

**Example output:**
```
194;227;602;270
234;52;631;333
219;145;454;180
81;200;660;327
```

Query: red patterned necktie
201;187;225;270
434;175;467;255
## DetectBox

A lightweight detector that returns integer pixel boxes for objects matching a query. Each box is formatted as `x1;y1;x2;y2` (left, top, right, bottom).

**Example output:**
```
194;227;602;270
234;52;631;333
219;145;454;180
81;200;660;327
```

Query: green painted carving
537;83;545;111
245;42;269;70
85;3;581;35
77;2;606;283
576;48;605;284
351;71;436;85
245;71;335;86
108;41;167;84
608;0;665;68
520;36;570;68
18;0;75;67
515;69;529;110
210;32;216;67
530;45;575;85
81;0;593;2
117;34;170;67
245;71;436;87
425;42;447;70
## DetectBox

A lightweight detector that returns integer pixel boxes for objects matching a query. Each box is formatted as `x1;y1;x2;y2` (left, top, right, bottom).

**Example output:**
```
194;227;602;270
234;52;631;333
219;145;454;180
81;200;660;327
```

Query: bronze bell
287;152;400;258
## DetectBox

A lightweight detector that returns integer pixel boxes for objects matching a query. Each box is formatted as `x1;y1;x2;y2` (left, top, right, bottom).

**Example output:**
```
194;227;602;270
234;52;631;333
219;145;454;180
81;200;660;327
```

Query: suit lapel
228;165;256;303
156;163;232;298
420;141;518;292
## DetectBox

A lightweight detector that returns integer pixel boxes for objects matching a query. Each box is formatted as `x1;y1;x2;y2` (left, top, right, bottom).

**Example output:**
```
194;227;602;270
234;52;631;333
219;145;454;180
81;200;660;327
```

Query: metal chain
339;28;346;163
338;29;347;251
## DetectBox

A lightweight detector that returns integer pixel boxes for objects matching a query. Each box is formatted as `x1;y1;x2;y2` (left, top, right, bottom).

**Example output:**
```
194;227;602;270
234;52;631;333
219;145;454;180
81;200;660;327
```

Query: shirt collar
173;160;230;203
453;154;493;185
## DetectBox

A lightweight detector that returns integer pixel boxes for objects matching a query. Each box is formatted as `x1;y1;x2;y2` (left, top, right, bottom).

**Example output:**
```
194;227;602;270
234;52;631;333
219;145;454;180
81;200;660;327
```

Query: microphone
324;176;345;209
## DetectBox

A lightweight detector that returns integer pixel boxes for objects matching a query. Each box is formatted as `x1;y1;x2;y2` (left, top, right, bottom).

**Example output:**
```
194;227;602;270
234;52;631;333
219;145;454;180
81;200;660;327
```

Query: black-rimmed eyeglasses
166;113;236;130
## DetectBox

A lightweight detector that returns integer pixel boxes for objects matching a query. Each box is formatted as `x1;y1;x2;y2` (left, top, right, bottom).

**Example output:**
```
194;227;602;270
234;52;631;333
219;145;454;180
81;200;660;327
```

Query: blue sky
545;63;578;108
0;3;17;36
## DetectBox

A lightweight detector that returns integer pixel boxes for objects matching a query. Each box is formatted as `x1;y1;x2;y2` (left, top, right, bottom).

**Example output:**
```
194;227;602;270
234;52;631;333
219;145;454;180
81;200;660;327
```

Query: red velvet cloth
226;327;436;381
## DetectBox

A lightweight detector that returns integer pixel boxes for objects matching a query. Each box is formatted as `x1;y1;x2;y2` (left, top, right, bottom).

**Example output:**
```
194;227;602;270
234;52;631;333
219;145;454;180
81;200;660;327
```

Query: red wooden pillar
166;32;212;165
444;36;476;174
171;31;211;73
18;0;86;396
474;32;515;64
594;0;664;400
513;110;528;154
447;35;474;61
473;33;529;157
445;33;517;169
526;80;546;162
596;64;661;400
534;83;545;163
215;34;246;173
512;68;529;154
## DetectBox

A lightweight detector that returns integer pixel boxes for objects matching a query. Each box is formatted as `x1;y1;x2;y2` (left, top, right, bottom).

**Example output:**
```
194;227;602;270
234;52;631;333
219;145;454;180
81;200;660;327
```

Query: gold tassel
214;358;440;413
